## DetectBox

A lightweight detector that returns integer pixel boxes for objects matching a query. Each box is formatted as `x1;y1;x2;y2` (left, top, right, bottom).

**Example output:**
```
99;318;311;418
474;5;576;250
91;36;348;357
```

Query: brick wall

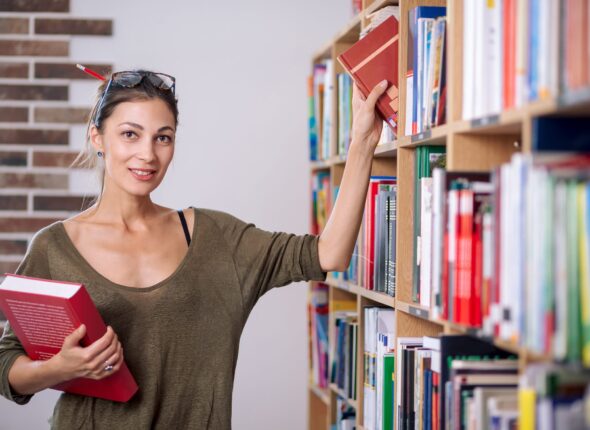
0;1;112;278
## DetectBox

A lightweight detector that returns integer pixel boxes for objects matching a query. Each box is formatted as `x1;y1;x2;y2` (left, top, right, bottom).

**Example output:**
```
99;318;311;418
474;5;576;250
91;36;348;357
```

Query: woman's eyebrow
117;122;174;133
118;122;143;129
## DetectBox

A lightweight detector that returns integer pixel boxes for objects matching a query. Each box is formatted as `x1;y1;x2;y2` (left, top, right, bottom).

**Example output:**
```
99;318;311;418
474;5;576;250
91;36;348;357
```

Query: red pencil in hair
76;64;106;81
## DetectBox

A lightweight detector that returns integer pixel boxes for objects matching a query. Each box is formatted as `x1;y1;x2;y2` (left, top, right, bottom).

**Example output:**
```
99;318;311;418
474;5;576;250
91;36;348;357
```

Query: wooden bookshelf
307;0;590;429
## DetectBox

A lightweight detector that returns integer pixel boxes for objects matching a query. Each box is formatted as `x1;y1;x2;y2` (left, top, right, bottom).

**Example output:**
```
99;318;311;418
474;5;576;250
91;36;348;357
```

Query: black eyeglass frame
92;71;176;126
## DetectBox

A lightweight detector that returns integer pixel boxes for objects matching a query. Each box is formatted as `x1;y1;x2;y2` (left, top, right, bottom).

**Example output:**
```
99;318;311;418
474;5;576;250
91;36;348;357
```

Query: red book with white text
337;15;400;135
0;273;138;402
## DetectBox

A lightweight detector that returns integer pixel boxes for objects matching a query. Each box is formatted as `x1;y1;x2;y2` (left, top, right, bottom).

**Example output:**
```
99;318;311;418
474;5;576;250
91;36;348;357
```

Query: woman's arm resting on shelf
318;80;388;272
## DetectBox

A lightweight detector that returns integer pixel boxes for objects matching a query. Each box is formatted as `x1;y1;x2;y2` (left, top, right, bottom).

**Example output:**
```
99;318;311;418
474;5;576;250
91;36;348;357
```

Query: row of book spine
311;171;331;236
462;0;589;120
330;310;358;401
406;6;447;136
413;144;590;365
335;176;398;296
333;396;356;430
309;283;329;389
395;334;518;430
363;307;396;430
399;337;590;430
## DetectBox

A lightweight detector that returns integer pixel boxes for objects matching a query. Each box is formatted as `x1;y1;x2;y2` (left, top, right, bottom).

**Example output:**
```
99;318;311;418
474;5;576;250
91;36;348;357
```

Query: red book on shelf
337;15;400;135
456;188;474;326
472;205;484;328
0;273;138;402
364;177;396;290
502;0;516;109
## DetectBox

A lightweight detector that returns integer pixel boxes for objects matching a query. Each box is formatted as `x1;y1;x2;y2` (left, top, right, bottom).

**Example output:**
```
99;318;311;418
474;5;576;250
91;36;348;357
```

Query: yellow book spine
519;388;536;430
578;184;590;366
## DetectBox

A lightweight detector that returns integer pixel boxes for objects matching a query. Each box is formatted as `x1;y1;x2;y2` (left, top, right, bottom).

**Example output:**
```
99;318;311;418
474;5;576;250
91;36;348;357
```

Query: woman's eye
122;131;137;139
157;135;173;144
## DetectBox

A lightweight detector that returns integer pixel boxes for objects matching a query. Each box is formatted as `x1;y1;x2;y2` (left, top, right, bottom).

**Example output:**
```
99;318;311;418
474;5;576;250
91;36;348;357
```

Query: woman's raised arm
317;79;389;272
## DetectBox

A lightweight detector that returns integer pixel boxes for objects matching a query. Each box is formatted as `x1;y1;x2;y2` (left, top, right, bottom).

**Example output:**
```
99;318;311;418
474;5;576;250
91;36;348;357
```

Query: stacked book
330;309;358;401
311;171;331;236
406;6;447;136
395;335;517;430
337;72;353;157
414;118;590;366
363;306;395;430
412;146;446;305
333;396;356;430
519;363;590;430
309;60;334;161
309;283;329;389
460;0;589;119
356;176;397;294
309;63;324;161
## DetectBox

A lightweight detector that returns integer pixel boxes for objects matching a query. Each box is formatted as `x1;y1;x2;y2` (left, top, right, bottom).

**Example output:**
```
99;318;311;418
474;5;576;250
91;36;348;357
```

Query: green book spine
567;180;581;361
412;145;446;303
383;354;395;430
579;183;590;366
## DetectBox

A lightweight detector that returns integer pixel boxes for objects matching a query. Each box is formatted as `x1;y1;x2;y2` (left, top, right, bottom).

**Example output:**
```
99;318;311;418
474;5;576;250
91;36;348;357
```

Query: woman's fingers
365;80;388;110
62;324;86;349
88;338;120;375
84;326;115;359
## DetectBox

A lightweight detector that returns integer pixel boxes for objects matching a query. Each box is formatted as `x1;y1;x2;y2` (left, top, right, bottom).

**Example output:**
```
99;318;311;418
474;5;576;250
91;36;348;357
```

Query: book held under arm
0;273;138;402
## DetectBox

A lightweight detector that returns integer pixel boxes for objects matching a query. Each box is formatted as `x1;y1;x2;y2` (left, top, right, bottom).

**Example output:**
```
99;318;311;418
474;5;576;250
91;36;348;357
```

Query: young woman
0;69;389;428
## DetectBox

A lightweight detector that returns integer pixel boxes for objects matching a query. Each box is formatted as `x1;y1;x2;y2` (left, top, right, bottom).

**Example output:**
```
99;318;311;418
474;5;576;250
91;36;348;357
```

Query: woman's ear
89;125;103;153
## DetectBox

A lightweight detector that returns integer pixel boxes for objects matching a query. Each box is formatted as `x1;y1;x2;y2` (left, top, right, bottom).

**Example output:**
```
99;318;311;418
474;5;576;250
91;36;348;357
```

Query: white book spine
462;0;476;119
420;177;434;308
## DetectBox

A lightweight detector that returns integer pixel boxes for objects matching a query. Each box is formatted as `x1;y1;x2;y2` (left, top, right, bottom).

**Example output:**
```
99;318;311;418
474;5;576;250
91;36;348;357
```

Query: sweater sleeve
201;209;327;315
0;227;52;405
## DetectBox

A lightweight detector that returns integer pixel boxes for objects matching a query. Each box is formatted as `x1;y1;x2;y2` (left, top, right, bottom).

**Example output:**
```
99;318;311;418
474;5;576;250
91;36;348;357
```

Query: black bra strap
177;209;191;247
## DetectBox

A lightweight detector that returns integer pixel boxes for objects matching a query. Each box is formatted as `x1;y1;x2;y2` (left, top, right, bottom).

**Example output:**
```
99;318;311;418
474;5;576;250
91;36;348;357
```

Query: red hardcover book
0;273;138;402
472;208;484;328
364;177;396;290
432;371;439;430
456;188;474;326
491;168;502;338
337;15;400;135
502;0;516;109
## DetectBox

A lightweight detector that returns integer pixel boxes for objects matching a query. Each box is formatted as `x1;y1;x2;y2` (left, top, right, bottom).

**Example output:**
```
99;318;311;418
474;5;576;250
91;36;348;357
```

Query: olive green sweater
0;207;327;429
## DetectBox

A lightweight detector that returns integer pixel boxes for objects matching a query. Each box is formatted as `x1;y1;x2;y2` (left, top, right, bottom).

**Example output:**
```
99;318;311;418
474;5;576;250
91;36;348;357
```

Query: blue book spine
410;6;446;135
528;0;540;101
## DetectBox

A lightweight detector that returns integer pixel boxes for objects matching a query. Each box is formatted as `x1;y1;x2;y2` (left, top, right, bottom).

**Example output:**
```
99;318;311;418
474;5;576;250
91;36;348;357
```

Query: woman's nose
136;140;156;162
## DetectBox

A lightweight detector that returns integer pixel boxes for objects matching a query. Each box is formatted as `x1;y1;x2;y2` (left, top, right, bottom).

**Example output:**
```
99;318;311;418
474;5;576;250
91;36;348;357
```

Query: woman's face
91;98;176;197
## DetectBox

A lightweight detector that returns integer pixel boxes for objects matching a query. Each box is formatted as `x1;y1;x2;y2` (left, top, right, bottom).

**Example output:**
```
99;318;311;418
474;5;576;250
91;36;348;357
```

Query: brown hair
70;70;179;209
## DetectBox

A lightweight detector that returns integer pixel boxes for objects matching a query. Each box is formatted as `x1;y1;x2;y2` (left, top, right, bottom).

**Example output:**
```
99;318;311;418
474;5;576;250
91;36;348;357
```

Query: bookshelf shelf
399;124;449;147
334;14;362;44
324;276;395;308
329;383;358;410
308;0;590;428
364;0;400;17
374;141;397;157
310;160;331;171
310;383;330;405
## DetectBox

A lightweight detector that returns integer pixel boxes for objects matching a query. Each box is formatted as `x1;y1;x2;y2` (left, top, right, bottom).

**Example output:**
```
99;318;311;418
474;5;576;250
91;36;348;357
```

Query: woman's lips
129;168;156;181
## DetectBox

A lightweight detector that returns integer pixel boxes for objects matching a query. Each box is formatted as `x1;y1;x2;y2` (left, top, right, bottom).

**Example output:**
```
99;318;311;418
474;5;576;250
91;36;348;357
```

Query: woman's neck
86;179;164;232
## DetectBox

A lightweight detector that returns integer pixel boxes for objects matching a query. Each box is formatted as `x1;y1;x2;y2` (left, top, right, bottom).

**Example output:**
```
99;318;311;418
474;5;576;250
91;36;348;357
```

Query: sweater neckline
55;207;198;293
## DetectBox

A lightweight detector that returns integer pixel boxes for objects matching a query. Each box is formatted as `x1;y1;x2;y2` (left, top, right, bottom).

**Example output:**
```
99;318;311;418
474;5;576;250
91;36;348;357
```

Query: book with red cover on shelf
0;273;138;402
337;15;400;135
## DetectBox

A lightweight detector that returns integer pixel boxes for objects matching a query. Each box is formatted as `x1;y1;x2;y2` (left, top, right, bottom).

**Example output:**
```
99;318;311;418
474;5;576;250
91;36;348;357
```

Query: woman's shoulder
195;207;251;230
28;220;62;250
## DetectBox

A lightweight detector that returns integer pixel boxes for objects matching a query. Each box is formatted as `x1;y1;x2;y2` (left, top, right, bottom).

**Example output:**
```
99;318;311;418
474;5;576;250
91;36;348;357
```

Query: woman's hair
70;69;179;209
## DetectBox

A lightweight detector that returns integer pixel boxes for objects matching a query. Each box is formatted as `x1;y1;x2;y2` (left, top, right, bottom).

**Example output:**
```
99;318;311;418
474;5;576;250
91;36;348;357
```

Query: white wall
0;0;351;428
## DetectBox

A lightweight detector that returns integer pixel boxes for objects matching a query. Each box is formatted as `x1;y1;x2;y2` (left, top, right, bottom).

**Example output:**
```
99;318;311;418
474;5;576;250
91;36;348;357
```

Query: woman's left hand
351;79;389;151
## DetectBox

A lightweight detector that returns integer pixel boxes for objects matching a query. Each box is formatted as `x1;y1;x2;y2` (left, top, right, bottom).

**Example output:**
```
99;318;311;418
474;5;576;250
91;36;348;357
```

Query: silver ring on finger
104;362;114;372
